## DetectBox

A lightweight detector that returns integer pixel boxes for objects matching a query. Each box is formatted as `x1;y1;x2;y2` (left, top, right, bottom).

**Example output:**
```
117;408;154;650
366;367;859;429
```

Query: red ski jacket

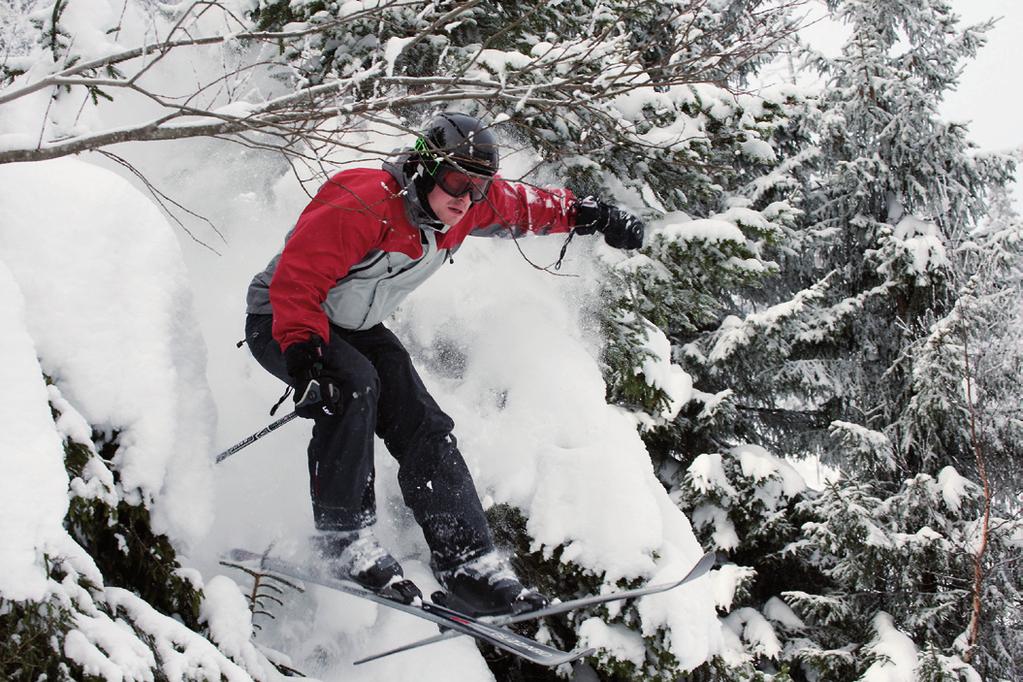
246;160;578;350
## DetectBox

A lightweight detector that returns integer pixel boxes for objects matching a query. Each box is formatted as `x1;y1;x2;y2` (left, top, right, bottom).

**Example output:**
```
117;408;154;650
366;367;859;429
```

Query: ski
222;549;594;667
357;550;718;663
500;549;717;625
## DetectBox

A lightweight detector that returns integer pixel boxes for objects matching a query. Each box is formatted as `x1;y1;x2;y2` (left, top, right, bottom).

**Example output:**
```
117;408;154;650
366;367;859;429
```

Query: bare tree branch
1;0;807;176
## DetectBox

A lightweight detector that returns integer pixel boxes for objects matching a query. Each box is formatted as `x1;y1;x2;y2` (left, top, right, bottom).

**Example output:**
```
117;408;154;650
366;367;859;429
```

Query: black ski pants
244;313;494;570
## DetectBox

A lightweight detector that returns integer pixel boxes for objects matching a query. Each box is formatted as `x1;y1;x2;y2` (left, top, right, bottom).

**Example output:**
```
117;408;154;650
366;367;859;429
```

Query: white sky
943;0;1023;154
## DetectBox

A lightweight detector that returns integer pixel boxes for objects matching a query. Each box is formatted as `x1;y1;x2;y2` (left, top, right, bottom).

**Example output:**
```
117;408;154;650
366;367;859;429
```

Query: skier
243;112;644;615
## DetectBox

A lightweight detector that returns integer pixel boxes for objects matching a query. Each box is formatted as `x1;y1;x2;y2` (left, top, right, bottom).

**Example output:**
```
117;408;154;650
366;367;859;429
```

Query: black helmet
414;112;499;177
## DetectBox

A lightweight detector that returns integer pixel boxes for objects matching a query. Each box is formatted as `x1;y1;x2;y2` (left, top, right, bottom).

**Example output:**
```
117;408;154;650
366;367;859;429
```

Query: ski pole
215;411;299;463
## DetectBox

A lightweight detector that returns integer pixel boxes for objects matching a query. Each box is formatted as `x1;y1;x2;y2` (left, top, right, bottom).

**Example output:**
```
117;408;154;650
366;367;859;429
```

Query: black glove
573;196;645;250
284;336;343;419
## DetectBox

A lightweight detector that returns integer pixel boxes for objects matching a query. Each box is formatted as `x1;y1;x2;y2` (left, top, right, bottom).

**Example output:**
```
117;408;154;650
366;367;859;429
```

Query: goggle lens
436;167;491;202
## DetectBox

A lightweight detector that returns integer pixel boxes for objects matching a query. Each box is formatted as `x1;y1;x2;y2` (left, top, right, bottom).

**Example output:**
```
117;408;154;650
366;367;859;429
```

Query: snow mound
396;235;720;670
0;157;215;546
860;612;919;682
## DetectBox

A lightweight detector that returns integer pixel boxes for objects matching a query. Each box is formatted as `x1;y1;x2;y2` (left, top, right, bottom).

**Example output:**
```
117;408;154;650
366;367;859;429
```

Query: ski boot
312;528;422;604
435;550;549;617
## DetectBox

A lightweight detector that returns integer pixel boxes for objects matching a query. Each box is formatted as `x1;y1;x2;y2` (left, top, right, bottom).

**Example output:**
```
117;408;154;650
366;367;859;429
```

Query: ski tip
698;550;718;566
679;550;718;584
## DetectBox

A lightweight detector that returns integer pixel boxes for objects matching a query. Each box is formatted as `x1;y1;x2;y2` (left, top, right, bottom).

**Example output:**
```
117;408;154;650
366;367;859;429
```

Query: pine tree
792;4;1021;676
657;0;1023;679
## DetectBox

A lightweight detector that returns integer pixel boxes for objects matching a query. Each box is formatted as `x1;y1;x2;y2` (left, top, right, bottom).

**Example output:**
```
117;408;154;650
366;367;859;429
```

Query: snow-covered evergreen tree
0;381;274;681
653;0;1023;679
792;4;1022;676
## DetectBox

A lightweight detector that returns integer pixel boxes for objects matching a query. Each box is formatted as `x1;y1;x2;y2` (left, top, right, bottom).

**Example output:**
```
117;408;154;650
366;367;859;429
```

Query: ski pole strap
554;229;576;271
214;411;300;463
269;385;293;416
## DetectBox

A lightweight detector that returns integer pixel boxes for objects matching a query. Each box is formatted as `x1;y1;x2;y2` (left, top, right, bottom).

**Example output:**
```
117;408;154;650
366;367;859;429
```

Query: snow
892;214;938;242
658;217;746;244
477;49;535;79
762;596;805;630
54;384;120;509
0;157;216;547
717;206;773;231
722;607;782;660
688;446;806;520
709;287;822;364
886;214;950;283
43;0;125;62
740;138;777;162
864;520;893;548
103;587;255;681
383;36;414;77
577;618;647;667
692;504;740;550
213;102;259;118
355;220;705;593
64;612;158;682
734;444;807;509
935;466;977;512
786;454;841;490
860;612;919;682
202;576;278;679
831;420;895;465
710;563;756;611
0;154;284;680
688;453;738;498
0;260;73;601
637;321;694;419
1005;517;1023;548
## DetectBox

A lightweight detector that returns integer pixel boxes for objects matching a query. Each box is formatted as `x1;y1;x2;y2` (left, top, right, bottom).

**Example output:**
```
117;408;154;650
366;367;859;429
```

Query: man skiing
243;112;644;615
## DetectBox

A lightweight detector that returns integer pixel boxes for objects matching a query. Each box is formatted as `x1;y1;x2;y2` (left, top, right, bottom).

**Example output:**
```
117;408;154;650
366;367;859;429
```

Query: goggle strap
414;137;442;176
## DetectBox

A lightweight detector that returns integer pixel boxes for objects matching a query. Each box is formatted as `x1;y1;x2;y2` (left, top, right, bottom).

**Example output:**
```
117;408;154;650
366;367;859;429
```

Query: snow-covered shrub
0;383;269;682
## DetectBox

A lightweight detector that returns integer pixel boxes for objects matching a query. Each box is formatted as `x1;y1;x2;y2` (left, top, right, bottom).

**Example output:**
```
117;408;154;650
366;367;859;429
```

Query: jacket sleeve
269;187;382;350
468;180;577;237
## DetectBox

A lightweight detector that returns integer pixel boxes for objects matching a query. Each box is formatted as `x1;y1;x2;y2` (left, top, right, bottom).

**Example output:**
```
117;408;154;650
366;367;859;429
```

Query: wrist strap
269;386;293;416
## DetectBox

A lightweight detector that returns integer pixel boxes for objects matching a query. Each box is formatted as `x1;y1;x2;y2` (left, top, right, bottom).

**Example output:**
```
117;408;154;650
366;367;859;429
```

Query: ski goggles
434;165;492;203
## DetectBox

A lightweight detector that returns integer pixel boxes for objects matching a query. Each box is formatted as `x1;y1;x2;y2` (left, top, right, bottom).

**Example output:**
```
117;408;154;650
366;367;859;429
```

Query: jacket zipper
344;250;387;278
